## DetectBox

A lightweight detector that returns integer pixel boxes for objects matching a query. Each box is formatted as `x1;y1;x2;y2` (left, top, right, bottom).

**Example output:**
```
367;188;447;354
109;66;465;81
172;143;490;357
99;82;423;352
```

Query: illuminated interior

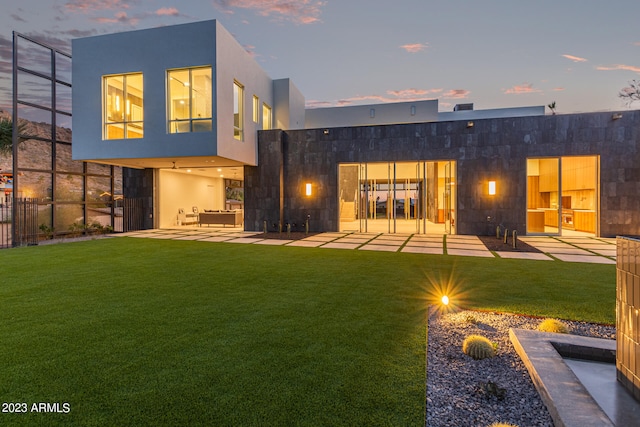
338;161;456;234
168;67;212;133
526;156;598;235
233;81;244;140
104;73;144;139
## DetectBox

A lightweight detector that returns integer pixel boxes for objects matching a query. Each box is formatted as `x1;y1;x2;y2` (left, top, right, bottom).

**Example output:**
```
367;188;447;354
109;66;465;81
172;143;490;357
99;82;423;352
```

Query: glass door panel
526;158;559;234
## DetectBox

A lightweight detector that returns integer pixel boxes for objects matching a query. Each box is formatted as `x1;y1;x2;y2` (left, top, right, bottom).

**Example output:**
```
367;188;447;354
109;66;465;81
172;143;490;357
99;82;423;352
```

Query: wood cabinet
562;157;596;191
574;210;595;233
539;159;559;192
544;209;557;227
527;211;545;232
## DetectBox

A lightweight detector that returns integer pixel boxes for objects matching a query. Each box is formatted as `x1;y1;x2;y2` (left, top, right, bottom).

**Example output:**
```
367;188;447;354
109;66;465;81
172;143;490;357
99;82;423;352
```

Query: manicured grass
0;238;615;425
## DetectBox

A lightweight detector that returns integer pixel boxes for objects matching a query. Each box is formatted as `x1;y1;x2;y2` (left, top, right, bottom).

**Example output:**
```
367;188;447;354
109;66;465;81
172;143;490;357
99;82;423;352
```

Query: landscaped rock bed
427;309;615;427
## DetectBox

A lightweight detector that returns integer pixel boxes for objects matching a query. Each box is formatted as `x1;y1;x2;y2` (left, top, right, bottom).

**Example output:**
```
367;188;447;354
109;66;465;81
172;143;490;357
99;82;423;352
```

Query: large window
104;73;144;139
234;81;244;140
262;103;272;130
168;67;212;133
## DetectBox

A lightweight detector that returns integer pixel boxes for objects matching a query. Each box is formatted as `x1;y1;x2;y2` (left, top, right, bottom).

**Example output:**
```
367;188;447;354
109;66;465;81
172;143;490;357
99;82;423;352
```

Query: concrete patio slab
589;249;617;257
173;235;208;241
198;236;235;242
552;254;616;264
321;242;362;250
446;242;487;250
332;237;372;244
369;238;407;245
253;239;292;245
404;240;442;247
226;238;265;244
285;240;325;247
300;235;339;242
358;244;400;252
495;252;554;260
446;248;495;257
401;246;443;254
544;247;594;255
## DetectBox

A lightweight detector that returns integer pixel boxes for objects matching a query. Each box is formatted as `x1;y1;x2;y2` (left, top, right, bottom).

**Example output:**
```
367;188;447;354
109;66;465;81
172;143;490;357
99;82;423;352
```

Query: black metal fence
119;198;145;233
0;198;39;248
1;197;146;249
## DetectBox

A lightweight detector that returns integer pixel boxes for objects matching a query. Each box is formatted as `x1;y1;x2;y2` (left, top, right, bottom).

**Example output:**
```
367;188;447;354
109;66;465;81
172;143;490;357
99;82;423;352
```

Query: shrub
537;318;569;334
462;334;496;360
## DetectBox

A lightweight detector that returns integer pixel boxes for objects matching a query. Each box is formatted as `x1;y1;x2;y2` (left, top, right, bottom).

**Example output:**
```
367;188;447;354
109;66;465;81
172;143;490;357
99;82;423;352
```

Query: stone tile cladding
246;111;640;236
617;236;640;402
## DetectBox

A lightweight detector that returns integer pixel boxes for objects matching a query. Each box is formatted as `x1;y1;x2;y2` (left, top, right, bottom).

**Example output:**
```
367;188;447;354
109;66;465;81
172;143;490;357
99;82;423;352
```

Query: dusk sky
2;0;640;117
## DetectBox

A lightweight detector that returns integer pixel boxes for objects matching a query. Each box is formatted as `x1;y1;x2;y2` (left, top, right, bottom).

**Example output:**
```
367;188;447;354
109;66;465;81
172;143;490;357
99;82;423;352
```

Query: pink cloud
156;7;179;16
93;11;139;25
597;64;640;73
553;87;565;92
213;0;325;24
562;54;587;63
306;87;445;108
442;89;471;99
65;0;132;13
503;83;541;95
400;43;428;53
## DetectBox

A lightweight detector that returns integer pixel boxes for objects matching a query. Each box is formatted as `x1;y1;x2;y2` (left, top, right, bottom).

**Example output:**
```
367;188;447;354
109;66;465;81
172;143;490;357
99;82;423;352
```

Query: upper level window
252;95;260;123
262;103;272;130
168;67;212;133
104;73;143;139
234;81;244;140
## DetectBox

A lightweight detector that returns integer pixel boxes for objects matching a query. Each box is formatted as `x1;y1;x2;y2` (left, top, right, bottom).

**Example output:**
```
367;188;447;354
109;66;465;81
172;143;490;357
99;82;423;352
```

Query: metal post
263;220;267;235
512;230;517;249
503;228;509;244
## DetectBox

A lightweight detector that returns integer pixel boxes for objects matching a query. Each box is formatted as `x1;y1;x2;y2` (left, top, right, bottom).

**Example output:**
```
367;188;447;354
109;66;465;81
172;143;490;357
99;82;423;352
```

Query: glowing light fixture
305;183;312;196
441;295;450;306
488;181;496;196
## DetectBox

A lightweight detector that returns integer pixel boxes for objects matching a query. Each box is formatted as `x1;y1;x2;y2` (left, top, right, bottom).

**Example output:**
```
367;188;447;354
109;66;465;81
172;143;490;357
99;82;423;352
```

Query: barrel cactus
462;334;496;360
537;318;569;334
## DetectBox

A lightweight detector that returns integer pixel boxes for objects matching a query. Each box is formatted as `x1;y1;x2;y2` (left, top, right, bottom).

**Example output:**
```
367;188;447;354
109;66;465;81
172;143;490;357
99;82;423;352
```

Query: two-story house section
72;20;304;228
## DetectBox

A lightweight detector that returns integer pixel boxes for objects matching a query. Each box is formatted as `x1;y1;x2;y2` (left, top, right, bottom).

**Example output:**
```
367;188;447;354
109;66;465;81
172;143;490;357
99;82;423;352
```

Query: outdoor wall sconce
612;113;623;120
467;121;474;128
305;183;312;196
488;180;496;196
323;129;329;135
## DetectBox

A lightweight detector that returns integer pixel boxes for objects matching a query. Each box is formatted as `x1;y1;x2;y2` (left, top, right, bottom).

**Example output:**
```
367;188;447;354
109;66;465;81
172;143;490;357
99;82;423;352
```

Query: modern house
72;20;640;237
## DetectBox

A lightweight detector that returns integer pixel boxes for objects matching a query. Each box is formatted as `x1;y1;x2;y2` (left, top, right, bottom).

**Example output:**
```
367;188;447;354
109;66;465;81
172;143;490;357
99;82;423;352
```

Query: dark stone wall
247;110;640;236
244;131;284;232
123;167;154;229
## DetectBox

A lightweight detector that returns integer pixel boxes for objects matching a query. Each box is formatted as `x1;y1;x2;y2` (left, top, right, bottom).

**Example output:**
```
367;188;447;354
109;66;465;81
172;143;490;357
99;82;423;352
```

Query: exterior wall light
305;183;312;196
488;180;496;196
612;113;623;120
466;121;474;128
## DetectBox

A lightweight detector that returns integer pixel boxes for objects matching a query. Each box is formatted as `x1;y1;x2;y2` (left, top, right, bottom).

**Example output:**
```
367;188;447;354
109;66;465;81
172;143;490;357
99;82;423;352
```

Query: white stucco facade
72;20;291;169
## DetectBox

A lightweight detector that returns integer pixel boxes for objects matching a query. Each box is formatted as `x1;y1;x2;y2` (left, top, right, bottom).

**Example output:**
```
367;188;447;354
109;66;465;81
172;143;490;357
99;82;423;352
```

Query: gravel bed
426;309;615;427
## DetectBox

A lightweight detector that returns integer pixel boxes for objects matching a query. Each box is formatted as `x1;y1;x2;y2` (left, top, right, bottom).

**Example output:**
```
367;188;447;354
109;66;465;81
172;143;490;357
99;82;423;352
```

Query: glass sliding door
526;156;598;236
338;160;456;234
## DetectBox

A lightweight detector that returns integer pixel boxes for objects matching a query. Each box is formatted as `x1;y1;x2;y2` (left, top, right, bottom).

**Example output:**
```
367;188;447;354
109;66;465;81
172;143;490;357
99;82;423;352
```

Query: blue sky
2;0;640;116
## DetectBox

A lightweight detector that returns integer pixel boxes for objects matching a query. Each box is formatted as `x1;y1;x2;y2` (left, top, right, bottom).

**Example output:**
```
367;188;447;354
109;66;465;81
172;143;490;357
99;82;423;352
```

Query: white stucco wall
305;100;439;129
273;78;306;130
437;106;545;121
214;22;274;166
72;21;220;162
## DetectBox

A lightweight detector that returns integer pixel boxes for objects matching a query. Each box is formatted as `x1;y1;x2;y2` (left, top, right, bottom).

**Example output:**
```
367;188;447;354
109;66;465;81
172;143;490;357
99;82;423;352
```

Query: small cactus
462;334;496;360
537;318;569;334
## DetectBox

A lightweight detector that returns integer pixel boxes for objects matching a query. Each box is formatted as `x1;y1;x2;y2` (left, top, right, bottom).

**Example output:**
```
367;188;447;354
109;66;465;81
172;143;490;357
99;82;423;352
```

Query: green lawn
0;238;615;426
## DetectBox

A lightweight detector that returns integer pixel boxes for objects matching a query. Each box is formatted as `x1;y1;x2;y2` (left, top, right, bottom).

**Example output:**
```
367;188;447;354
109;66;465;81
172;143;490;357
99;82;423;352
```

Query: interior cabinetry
574;211;595;233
